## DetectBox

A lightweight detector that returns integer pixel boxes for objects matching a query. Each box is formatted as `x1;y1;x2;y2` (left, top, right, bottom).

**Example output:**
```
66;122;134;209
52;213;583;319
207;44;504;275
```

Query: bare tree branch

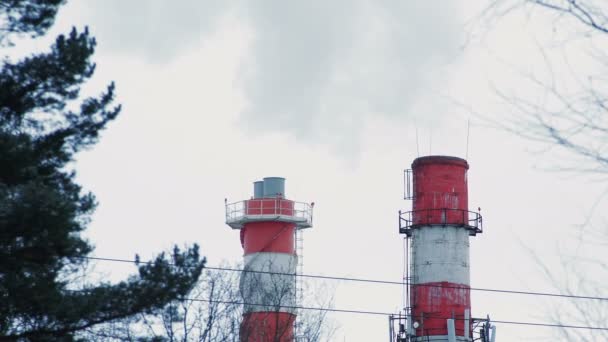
475;1;608;340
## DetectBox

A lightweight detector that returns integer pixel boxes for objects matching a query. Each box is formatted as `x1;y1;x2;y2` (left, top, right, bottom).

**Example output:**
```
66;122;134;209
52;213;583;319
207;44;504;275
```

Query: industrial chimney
390;156;493;342
225;177;313;341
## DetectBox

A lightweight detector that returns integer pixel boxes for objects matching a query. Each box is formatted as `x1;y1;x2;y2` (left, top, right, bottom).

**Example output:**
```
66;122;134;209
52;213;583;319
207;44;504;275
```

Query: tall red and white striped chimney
399;156;483;341
225;177;313;342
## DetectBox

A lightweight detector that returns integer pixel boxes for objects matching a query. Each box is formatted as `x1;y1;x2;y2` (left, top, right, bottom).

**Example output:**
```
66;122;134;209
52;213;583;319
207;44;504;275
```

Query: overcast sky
18;1;608;340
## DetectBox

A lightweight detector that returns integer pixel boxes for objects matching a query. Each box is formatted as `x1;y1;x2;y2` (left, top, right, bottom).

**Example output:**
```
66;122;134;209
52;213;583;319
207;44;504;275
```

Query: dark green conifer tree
0;1;205;340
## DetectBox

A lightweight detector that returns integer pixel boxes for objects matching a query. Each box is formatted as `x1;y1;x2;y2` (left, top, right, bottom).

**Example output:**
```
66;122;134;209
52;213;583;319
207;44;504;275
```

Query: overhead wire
184;298;608;331
80;255;608;302
76;255;608;332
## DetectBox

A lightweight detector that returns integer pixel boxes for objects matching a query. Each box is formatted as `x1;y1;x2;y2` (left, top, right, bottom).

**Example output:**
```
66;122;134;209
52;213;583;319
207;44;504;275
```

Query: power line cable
187;298;608;331
75;256;608;332
80;255;608;302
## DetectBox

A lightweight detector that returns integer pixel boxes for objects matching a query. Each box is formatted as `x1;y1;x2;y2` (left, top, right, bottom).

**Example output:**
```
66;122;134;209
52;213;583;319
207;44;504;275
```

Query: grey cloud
238;1;460;154
82;0;229;63
82;1;460;154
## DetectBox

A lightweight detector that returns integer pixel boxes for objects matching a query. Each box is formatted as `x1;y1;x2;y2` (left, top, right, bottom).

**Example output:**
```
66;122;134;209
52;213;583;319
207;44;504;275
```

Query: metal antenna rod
466;119;471;160
429;129;432;155
415;127;420;157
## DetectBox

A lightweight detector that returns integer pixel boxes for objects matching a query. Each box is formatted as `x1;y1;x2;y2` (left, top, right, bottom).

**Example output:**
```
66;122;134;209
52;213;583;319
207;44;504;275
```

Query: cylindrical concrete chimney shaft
409;156;476;341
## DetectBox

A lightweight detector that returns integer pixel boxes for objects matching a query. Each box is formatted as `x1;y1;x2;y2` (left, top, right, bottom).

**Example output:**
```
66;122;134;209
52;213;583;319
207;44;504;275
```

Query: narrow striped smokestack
225;177;313;342
399;156;483;342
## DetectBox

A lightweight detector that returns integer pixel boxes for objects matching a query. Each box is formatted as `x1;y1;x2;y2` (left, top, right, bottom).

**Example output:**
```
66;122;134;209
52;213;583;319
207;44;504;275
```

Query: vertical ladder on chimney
294;229;304;341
